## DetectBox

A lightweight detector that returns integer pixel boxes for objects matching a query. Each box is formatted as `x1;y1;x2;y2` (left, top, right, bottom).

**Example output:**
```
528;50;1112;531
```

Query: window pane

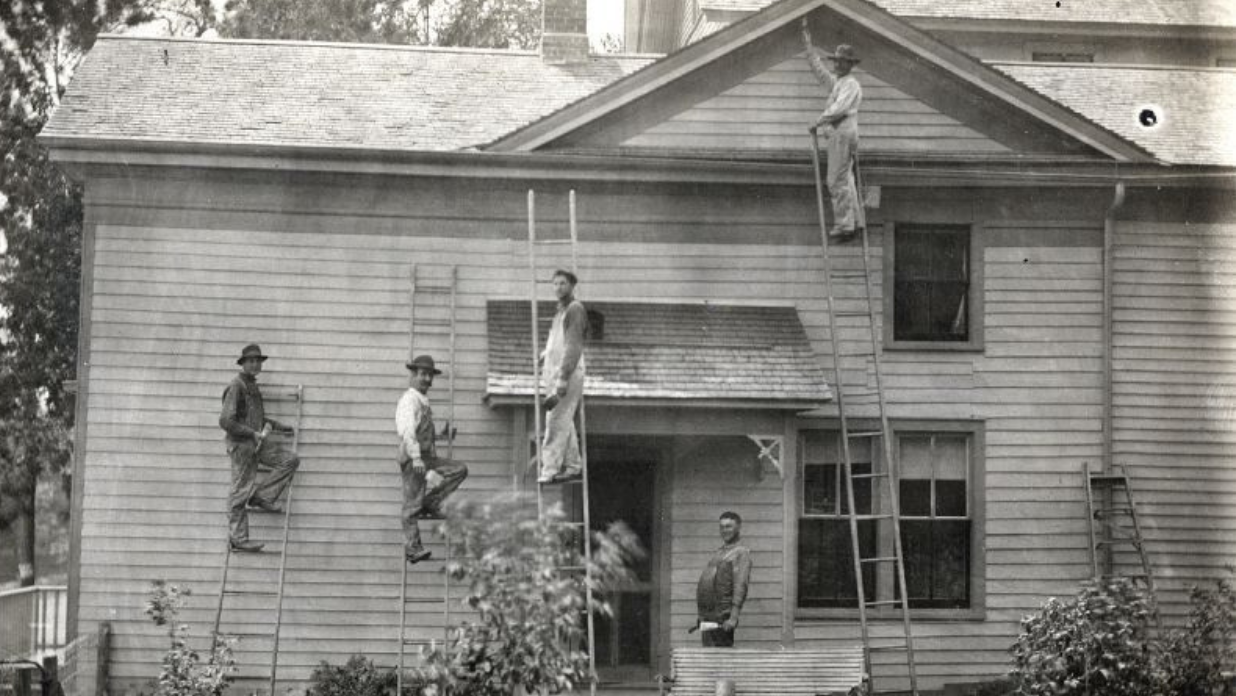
934;436;968;479
843;462;873;515
901;520;933;601
932;231;969;280
894;226;971;342
899;436;932;479
930;281;968;341
798;519;877;607
935;480;967;517
894;281;931;340
898;520;971;609
804;464;837;515
899;479;931;516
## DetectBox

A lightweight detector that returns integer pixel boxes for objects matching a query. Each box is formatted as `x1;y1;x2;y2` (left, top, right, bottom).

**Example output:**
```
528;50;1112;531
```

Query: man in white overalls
538;269;587;485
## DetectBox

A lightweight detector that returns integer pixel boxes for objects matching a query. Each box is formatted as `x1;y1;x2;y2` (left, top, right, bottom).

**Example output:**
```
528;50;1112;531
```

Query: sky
588;0;625;45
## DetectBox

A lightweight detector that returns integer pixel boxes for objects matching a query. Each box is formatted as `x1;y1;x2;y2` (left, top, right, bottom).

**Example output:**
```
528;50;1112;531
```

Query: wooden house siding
73;170;1197;693
1112;198;1236;623
622;56;1010;154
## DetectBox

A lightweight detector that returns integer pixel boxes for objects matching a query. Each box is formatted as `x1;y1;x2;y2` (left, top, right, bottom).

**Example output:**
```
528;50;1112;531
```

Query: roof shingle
42;36;653;151
486;301;831;404
994;63;1236;166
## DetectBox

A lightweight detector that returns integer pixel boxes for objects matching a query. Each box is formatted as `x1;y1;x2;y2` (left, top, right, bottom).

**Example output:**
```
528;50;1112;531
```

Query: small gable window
884;223;983;350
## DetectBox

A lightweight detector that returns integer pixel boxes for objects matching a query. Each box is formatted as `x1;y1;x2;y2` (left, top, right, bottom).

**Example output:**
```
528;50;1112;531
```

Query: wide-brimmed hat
237;344;269;365
406;355;444;376
826;44;860;63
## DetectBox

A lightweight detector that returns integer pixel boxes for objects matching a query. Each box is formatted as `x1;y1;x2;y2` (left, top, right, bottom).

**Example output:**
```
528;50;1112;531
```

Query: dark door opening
571;442;658;683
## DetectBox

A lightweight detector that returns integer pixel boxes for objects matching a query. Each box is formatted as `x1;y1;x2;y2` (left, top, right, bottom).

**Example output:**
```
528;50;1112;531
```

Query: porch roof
485;300;831;408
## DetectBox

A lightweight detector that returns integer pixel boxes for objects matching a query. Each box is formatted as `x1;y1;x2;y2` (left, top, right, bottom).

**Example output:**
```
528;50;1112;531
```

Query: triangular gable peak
489;0;1156;163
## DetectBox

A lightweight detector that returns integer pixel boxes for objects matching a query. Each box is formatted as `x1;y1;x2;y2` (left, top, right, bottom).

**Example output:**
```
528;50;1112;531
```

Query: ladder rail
810;131;874;685
1083;461;1101;579
529;191;546;516
267;384;303;694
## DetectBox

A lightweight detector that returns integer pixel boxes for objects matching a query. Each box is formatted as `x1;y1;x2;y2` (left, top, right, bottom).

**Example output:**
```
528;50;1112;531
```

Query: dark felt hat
237;344;269;365
826;44;861;63
406;355;444;376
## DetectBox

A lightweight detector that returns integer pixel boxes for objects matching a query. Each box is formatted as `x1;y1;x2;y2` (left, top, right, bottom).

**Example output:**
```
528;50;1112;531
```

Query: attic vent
586;309;605;341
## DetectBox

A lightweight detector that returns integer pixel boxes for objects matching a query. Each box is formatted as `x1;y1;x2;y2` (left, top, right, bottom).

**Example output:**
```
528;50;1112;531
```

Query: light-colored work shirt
395;388;434;465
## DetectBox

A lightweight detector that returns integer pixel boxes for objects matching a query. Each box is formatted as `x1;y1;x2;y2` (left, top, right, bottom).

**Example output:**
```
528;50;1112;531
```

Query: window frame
883;221;985;352
794;420;986;622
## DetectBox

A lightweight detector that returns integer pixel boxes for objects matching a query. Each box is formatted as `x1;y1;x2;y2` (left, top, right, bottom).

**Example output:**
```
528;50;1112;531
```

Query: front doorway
569;437;663;684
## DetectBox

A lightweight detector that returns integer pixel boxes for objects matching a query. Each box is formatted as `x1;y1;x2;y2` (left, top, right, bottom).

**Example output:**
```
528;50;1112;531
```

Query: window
884;223;983;351
1031;51;1094;63
797;423;984;618
1217;57;1236;68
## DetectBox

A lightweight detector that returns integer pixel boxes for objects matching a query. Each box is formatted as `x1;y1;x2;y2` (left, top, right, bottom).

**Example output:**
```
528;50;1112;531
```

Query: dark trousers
399;456;468;551
701;626;735;647
227;436;300;543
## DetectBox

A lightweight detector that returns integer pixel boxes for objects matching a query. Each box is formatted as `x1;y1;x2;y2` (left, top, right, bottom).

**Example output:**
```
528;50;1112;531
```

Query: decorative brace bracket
747;434;784;480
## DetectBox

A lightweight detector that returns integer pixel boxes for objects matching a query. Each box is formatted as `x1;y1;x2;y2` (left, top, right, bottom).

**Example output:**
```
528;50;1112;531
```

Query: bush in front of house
407;492;644;696
307;655;397;696
1010;570;1236;696
1159;568;1236;696
1010;576;1160;696
144;581;237;696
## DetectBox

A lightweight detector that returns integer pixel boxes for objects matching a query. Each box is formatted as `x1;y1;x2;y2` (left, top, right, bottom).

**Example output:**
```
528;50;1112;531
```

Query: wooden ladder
396;264;458;693
1083;462;1158;618
211;384;303;696
809;132;920;696
527;189;598;696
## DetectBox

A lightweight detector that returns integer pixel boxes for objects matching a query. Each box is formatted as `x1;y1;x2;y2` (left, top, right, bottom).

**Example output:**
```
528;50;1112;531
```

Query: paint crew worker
396;355;469;565
219;344;300;553
802;19;864;243
538;269;587;485
694;511;753;647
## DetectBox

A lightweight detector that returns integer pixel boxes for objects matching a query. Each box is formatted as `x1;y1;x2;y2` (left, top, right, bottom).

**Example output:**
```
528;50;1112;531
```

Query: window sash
892;225;971;343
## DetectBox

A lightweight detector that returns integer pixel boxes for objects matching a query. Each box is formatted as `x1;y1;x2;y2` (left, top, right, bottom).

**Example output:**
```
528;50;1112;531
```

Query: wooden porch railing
0;586;68;661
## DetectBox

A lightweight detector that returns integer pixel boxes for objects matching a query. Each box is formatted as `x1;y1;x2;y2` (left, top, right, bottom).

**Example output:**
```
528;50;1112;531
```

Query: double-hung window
797;423;984;618
884;223;983;351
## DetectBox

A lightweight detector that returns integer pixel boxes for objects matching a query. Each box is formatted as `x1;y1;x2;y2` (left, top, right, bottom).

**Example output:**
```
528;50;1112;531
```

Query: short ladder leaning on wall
396;264;459;694
211;384;304;696
809;132;921;696
1083;462;1159;624
527;189;599;696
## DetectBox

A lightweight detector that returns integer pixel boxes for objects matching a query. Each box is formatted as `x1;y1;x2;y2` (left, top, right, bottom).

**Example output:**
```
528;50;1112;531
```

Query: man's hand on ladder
438;421;456;441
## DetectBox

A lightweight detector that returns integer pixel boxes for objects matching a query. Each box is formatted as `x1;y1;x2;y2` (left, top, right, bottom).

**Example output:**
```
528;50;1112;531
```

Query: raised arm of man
801;19;835;92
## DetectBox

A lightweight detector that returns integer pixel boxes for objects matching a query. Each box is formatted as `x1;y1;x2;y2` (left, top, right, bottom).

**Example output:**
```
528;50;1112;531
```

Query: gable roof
41;35;655;151
489;0;1156;163
701;0;1236;29
993;63;1236;167
486;300;831;406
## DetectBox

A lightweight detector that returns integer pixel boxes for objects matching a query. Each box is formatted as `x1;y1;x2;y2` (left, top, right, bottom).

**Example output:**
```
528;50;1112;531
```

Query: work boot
406;547;432;565
230;539;264;553
828;226;860;243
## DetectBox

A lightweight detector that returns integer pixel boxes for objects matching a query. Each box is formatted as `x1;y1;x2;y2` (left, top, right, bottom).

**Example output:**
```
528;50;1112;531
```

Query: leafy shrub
408;492;644;696
1160;569;1236;696
144;581;236;696
1009;577;1159;696
308;655;397;696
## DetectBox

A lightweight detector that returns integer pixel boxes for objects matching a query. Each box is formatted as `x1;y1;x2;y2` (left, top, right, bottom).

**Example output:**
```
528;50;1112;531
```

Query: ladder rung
415;285;454;293
404;597;450;604
1096;538;1141;547
1095;507;1134;515
1088;475;1128;487
223;590;279;597
860;556;900;564
403;638;439;645
865;599;904;607
869;645;909;652
829;271;870;278
850;472;888;480
414;318;454;327
536;239;574;245
852;514;894;521
847;431;882;438
231;632;276;639
1101;573;1150;579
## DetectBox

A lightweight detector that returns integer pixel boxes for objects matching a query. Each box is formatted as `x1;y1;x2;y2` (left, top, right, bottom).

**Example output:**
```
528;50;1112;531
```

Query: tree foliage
407;493;644;696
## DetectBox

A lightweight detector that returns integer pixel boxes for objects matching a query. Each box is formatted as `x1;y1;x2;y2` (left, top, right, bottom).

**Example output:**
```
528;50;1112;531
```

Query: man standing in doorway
695;511;753;647
802;19;864;243
396;355;469;564
219;344;300;553
538;269;587;485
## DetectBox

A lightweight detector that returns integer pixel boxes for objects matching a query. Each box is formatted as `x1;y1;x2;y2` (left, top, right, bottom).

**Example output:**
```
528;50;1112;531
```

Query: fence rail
0;586;67;662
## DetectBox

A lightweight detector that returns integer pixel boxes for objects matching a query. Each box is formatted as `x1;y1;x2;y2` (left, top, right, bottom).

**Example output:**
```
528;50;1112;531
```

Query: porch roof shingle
485;301;831;405
41;35;654;151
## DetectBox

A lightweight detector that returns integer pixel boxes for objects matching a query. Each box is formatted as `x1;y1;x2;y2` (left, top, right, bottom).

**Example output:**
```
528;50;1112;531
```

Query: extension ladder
809;132;920;696
527;189;599;696
1083;462;1158;614
212;384;303;696
396;264;458;693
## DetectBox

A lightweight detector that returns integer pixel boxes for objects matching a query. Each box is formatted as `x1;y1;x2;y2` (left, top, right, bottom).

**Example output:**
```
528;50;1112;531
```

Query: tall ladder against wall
1083;462;1158;622
527;189;599;696
809;133;920;696
212;384;304;696
396;265;458;694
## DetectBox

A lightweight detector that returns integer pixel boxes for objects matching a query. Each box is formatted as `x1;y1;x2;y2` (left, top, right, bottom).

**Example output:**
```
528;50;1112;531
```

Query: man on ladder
396;354;469;564
537;269;587;485
219;343;300;553
802;19;864;243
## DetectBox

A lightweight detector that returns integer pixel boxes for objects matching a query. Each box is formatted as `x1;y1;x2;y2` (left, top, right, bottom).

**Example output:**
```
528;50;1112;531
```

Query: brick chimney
541;0;590;64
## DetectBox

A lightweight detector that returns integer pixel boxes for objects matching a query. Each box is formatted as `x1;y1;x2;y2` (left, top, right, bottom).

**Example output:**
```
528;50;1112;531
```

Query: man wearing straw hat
802;19;864;243
396;354;469;564
219;344;300;553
